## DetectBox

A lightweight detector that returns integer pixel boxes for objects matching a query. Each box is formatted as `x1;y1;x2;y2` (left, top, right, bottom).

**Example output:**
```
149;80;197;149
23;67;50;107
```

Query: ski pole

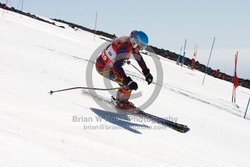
125;60;157;84
124;60;144;76
49;86;122;95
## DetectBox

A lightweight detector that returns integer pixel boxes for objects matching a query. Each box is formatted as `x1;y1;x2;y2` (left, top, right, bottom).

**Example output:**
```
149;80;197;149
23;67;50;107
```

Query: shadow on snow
90;107;149;134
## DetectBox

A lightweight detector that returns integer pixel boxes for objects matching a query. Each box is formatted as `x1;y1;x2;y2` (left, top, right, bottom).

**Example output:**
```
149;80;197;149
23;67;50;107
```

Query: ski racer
95;30;153;110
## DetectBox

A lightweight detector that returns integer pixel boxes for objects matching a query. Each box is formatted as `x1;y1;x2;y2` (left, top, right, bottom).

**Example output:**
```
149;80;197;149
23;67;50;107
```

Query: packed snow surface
0;9;250;167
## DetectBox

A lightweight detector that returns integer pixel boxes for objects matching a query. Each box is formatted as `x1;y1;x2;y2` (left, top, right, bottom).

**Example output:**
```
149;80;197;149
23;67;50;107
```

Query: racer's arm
132;51;148;71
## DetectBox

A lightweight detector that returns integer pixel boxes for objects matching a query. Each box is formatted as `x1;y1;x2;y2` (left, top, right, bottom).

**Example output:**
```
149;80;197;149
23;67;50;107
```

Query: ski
83;91;190;133
111;96;190;133
135;109;190;133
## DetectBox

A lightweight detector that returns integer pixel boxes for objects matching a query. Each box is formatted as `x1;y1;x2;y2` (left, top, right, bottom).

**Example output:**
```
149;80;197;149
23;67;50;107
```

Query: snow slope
1;9;250;167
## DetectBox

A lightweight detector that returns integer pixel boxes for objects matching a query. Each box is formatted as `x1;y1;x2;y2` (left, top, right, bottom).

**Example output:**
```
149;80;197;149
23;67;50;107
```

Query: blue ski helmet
130;30;148;50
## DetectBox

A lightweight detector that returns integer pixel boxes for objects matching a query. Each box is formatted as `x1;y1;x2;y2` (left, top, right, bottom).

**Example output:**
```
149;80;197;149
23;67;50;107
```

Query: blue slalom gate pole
244;97;250;119
177;46;183;65
181;39;187;66
202;37;216;85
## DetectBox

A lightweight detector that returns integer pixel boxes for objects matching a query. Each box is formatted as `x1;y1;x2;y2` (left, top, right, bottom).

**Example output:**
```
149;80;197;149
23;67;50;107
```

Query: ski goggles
130;37;147;50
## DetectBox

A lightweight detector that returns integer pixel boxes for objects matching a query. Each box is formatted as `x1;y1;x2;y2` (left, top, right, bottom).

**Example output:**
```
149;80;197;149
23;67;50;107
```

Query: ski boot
115;99;138;112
